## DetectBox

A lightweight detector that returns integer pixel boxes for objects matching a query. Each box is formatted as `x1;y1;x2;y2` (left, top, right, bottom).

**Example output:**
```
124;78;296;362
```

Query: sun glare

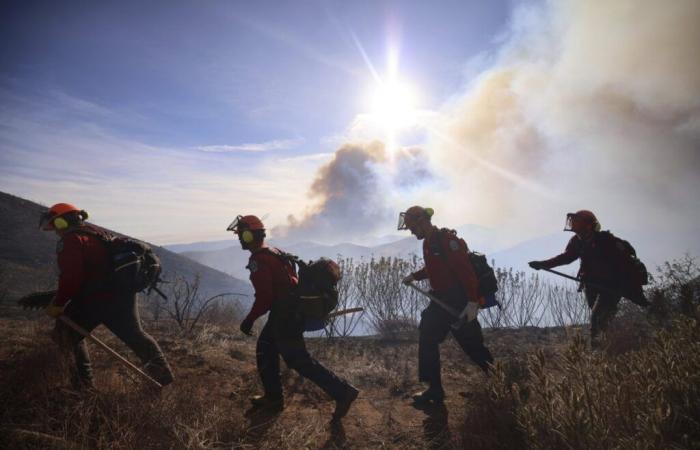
369;79;418;127
363;77;422;150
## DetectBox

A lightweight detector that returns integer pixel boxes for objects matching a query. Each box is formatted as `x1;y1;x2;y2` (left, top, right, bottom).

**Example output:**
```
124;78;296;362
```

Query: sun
364;77;421;140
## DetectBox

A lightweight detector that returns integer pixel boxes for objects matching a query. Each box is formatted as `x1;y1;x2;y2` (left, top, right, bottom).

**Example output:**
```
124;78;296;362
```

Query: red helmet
226;215;265;233
564;210;600;232
39;203;82;230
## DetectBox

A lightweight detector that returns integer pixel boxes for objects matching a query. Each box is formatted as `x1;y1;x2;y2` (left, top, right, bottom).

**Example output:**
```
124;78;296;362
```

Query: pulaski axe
406;282;475;330
58;316;163;388
18;292;162;388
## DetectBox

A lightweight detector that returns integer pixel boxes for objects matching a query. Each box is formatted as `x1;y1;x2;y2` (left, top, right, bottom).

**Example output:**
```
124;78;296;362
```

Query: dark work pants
418;302;494;388
585;288;621;342
256;316;350;400
54;294;173;387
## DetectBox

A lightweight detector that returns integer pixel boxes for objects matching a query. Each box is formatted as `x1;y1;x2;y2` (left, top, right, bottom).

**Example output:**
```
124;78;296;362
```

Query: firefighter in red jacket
528;210;649;347
40;203;173;389
229;215;358;422
399;206;494;405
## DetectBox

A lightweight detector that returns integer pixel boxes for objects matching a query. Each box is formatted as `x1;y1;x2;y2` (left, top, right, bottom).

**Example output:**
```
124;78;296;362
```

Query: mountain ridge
0;191;252;307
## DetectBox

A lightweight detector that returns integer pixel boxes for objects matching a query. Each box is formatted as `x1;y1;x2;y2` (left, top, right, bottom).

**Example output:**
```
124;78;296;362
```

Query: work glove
45;300;65;318
402;274;415;286
239;318;254;336
528;261;545;270
465;301;479;322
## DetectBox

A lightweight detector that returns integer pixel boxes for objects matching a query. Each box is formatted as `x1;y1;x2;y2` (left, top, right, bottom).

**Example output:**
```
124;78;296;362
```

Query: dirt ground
0;315;577;449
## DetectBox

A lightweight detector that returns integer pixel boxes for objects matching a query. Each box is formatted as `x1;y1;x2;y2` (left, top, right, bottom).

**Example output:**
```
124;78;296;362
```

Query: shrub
460;315;700;449
351;256;428;337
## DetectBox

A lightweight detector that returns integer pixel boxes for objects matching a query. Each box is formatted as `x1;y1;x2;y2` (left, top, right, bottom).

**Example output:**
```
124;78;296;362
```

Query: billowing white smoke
431;0;700;237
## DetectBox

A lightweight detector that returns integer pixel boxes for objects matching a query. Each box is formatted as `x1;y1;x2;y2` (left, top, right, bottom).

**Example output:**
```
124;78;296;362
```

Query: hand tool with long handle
406;282;472;330
327;307;364;319
541;268;617;294
58;316;163;389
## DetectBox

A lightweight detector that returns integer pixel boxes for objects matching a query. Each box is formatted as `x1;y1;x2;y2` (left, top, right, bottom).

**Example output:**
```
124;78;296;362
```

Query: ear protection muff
53;210;88;231
241;229;254;243
53;216;69;230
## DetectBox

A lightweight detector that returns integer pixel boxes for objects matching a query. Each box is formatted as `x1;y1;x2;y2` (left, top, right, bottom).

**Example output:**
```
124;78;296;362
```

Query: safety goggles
397;212;419;230
226;215;244;233
563;212;578;231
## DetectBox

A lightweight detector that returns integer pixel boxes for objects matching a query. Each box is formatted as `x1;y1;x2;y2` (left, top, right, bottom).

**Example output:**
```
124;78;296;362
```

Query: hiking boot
412;386;445;405
250;394;284;410
331;384;359;422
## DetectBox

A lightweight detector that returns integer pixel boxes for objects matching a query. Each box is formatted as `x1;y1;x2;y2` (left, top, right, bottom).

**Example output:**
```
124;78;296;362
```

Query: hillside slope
0;191;252;307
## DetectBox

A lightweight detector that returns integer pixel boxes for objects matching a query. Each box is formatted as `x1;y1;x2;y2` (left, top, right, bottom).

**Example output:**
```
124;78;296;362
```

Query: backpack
265;249;341;331
70;227;165;297
468;251;500;308
600;231;649;286
434;229;500;308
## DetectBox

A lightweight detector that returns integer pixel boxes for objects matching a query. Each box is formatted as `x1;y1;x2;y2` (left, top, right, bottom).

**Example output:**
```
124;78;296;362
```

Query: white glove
402;274;415;285
465;301;479;322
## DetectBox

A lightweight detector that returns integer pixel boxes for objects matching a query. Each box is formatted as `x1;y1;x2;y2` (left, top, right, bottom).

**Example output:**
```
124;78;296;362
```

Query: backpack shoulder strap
257;247;301;274
64;225;113;243
596;230;615;240
431;228;467;257
429;228;449;257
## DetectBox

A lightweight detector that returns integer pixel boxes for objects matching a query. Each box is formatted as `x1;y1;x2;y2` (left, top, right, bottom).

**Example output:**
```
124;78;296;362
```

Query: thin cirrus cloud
196;137;305;153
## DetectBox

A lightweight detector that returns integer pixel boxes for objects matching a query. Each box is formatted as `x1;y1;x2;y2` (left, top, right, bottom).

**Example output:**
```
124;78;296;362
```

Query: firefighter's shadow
243;405;283;443
418;403;450;449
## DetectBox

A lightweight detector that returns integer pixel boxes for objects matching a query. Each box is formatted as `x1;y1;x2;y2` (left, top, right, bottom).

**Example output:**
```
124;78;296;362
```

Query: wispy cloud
196;138;304;153
0;90;316;244
277;152;333;163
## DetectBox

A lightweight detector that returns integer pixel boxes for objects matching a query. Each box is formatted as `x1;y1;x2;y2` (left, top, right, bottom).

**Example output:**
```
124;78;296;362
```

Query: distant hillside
181;241;395;280
164;239;234;254
0;192;252;308
177;222;700;282
177;231;495;281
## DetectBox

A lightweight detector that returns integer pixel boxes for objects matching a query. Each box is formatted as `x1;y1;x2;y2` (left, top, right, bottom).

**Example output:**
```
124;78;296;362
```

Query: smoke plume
280;0;700;245
273;141;433;242
430;0;700;236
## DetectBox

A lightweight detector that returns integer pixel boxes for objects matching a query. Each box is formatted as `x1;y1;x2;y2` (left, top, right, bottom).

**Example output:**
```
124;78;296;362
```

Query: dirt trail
0;316;572;449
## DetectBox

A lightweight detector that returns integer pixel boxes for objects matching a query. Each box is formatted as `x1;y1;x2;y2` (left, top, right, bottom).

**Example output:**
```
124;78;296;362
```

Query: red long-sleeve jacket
54;225;113;306
244;246;299;323
540;231;629;286
411;227;481;305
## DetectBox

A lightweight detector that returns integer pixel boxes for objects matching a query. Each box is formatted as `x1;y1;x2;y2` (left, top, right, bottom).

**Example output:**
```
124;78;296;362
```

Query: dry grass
0;314;567;449
1;277;698;449
458;315;700;450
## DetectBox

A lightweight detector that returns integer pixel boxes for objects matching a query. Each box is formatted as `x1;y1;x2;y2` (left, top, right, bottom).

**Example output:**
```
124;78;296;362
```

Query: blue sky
0;1;510;148
1;0;698;254
0;0;514;243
